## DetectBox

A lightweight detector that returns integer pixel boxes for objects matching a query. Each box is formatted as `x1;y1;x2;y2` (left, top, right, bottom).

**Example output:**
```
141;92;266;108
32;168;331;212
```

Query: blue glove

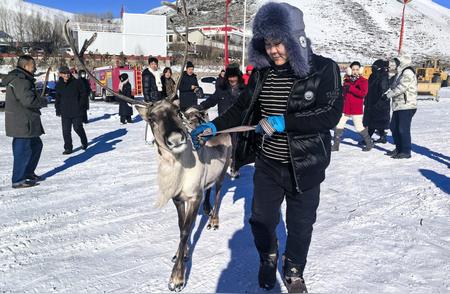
190;122;217;150
255;116;285;136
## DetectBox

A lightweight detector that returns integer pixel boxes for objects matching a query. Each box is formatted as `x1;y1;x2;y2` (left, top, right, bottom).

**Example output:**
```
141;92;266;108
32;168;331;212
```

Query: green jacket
3;67;47;138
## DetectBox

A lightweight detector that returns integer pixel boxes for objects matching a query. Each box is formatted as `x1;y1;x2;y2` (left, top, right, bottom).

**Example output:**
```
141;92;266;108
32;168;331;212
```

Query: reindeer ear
135;105;150;122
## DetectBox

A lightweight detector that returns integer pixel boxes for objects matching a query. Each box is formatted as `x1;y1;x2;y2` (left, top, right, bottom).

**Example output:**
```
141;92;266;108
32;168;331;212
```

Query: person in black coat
78;70;90;123
363;59;391;143
55;66;88;154
118;73;134;124
198;66;245;116
178;61;199;111
142;57;162;102
215;69;226;90
196;66;245;178
190;3;343;292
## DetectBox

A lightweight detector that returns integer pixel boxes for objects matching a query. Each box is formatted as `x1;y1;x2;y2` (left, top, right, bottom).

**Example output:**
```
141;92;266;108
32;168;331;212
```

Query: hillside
148;0;450;64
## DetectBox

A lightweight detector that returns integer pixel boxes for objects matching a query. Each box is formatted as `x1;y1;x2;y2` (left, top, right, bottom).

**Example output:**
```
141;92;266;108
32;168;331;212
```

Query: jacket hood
394;54;412;71
248;2;311;77
3;67;35;85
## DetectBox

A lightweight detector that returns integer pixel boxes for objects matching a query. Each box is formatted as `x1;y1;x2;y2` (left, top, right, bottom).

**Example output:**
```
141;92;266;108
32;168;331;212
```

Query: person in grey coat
3;55;47;188
385;54;418;159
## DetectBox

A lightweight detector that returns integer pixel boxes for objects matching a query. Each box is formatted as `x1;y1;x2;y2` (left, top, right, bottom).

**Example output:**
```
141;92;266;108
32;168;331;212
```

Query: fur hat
224;65;242;79
248;2;311;77
119;73;128;82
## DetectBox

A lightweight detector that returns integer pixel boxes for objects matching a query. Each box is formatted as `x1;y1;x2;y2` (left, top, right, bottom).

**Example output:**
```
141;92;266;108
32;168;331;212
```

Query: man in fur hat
191;2;343;292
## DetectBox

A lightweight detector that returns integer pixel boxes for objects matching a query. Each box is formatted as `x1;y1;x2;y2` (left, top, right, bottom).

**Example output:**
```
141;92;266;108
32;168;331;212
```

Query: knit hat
186;61;194;69
119;73;128;82
248;2;311;77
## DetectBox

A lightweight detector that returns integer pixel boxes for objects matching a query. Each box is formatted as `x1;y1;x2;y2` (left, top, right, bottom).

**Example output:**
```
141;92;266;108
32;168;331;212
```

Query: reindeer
63;1;232;290
135;101;231;291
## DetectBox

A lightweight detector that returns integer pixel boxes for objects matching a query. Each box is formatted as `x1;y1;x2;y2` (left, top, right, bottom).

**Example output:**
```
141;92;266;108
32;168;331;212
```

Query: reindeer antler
163;0;190;102
63;20;150;107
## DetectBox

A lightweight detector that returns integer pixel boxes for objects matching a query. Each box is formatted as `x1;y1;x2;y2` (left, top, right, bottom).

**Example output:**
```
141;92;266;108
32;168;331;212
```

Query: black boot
258;252;278;290
385;149;398;157
374;130;387;144
282;256;308;293
331;128;344;152
360;129;374;151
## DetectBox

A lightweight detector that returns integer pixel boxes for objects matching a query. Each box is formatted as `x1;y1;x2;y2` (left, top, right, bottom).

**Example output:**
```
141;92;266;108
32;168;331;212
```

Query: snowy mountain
148;0;450;64
0;0;75;21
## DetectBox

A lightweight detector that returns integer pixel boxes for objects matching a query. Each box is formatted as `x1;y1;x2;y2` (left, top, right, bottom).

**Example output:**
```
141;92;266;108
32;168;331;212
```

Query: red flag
120;4;124;18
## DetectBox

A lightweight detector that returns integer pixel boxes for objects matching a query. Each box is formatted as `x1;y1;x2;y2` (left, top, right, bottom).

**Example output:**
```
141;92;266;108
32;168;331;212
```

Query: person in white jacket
385;54;417;159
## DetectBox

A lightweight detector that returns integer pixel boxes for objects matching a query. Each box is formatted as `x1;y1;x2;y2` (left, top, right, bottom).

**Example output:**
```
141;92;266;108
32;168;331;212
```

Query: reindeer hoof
168;281;185;292
207;217;219;230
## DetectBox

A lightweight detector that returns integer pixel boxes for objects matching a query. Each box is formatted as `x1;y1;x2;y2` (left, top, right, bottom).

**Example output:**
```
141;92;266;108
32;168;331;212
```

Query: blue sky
26;0;162;17
26;0;450;17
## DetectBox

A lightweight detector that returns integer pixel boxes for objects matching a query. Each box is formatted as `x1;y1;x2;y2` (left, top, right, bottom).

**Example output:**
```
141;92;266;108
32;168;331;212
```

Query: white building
167;25;247;52
73;13;167;56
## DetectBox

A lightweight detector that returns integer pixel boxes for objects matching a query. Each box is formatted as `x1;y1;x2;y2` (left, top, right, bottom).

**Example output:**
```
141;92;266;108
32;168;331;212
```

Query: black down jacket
212;54;343;192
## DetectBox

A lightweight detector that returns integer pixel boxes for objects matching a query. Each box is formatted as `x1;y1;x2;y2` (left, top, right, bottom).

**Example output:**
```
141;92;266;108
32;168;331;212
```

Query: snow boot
374;132;387;144
258;252;278;290
385;149;398;157
360;129;374;151
282;256;308;293
331;128;344;152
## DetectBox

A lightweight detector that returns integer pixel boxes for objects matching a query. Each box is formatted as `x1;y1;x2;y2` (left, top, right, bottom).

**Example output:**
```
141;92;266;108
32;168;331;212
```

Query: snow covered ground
0;94;449;293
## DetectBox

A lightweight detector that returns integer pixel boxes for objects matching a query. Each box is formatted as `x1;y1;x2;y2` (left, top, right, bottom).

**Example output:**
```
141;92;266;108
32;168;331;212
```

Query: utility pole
398;0;412;54
241;0;247;72
224;0;231;68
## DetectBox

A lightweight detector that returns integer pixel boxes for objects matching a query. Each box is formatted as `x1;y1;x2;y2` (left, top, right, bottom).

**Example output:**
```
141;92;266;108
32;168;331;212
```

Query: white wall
77;13;167;56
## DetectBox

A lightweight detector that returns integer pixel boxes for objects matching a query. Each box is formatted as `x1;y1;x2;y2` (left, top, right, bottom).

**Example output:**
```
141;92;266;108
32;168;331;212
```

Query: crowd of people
3;1;419;292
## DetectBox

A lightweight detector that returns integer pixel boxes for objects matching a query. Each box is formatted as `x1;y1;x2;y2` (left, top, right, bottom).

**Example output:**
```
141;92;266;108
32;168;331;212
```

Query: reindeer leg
172;197;190;263
207;183;223;231
168;196;201;292
203;188;212;216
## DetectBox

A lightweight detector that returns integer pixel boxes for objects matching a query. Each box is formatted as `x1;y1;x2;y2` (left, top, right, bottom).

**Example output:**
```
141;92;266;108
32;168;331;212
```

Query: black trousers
390;109;416;155
62;116;88;151
250;157;320;274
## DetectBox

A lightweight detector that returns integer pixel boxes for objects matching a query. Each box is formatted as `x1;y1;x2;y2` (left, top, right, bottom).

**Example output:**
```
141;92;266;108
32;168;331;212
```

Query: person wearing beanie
243;64;254;85
363;59;391;144
190;2;343;292
142;56;163;102
179;61;200;111
385;54;417;159
55;65;88;154
196;64;246;178
332;61;371;151
118;73;134;124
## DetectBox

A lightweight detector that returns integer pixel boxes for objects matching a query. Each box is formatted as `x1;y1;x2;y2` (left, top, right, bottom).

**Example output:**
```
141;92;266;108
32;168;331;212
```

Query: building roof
0;31;12;39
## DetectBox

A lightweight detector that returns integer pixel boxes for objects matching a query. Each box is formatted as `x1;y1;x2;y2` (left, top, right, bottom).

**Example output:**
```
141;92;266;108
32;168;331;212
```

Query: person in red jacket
242;64;254;85
332;61;373;151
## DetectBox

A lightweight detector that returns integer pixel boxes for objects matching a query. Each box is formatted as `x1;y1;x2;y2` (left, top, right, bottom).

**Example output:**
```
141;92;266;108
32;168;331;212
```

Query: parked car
198;76;217;96
59;47;74;56
35;81;57;103
0;79;6;108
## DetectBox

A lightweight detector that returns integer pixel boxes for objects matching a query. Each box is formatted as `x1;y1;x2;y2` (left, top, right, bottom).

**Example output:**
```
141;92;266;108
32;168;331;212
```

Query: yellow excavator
416;59;449;97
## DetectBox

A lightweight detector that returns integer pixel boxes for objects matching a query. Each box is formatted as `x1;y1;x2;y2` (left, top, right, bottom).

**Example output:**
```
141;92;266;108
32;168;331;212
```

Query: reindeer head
136;100;189;155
